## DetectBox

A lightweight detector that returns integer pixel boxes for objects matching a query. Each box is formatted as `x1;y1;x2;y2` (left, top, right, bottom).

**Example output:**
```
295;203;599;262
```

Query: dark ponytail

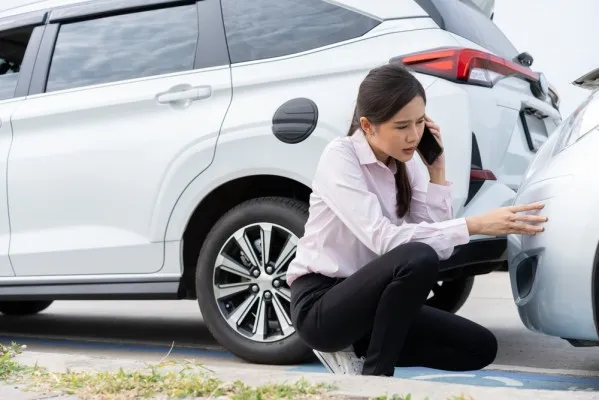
347;63;426;218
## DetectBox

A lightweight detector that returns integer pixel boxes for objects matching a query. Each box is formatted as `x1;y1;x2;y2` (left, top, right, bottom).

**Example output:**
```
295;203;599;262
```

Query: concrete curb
7;351;599;400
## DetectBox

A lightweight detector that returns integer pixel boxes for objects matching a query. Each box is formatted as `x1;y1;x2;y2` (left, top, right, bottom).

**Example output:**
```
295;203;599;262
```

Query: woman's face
360;95;426;163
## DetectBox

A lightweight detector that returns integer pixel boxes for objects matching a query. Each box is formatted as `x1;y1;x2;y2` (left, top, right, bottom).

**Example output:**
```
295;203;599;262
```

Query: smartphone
418;126;444;165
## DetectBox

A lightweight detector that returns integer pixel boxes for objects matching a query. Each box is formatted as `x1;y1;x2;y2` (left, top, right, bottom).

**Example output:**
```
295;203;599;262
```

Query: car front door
7;1;232;276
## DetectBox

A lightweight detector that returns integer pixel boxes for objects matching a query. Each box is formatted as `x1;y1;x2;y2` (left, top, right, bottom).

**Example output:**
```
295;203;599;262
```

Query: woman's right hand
465;203;547;236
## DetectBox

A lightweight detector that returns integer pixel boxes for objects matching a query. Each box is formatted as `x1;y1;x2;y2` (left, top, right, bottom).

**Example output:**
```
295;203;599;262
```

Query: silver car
508;67;599;346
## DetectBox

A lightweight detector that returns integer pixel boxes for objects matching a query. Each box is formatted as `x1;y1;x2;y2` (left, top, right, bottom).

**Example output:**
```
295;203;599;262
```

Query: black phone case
418;127;443;165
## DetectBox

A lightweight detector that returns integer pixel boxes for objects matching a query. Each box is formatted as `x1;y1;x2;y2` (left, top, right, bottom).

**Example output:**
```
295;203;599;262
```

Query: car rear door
6;0;232;277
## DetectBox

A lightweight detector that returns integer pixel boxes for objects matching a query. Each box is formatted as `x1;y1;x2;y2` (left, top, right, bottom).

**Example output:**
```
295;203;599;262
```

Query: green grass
0;343;334;399
0;342;29;380
26;366;334;399
0;342;473;400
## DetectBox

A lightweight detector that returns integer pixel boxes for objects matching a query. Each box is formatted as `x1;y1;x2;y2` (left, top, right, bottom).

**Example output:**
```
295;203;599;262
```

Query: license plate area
520;107;549;152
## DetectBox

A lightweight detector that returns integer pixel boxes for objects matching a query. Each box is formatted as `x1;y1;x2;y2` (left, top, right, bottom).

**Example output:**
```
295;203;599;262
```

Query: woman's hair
346;63;426;218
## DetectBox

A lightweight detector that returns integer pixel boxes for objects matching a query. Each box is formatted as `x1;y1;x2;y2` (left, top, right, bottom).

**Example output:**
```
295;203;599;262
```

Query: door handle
156;85;212;105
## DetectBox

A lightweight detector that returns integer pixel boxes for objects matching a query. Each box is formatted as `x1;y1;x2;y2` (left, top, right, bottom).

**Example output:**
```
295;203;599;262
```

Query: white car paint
8;67;232;276
508;68;599;344
0;0;562;363
0;98;24;277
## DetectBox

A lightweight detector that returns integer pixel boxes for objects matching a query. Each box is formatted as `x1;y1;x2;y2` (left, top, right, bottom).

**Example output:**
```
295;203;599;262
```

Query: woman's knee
390;242;440;282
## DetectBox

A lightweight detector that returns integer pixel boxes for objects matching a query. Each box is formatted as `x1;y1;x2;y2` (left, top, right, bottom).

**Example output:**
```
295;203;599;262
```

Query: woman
286;63;547;377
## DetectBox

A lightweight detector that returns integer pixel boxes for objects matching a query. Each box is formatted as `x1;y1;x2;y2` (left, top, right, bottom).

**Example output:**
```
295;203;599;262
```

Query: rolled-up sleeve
313;143;471;260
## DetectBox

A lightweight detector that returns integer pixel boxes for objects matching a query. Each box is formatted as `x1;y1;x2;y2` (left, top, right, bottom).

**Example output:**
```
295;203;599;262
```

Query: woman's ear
359;117;374;136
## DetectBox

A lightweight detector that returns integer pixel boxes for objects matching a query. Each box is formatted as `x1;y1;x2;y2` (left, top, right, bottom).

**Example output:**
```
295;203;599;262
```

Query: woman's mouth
402;147;416;155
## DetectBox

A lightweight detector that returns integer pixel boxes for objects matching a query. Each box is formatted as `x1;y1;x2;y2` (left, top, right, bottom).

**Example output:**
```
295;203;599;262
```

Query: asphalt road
0;272;598;376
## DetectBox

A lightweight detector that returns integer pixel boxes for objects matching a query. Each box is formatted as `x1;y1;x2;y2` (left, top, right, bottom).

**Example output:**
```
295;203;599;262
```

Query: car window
221;0;380;64
414;0;518;60
0;27;34;101
45;4;199;93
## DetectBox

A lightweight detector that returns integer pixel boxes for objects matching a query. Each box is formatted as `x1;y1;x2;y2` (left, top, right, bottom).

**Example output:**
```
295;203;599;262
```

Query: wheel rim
212;222;297;343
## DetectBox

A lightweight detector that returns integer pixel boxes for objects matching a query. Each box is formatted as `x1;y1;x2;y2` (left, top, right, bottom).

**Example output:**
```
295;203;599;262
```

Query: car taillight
394;47;539;88
470;169;496;181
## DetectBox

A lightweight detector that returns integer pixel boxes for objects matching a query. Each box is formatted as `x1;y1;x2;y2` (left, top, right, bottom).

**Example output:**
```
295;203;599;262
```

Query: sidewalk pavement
4;350;599;400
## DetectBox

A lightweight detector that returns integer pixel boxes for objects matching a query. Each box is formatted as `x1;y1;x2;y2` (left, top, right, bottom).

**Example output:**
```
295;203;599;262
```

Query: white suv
0;0;561;365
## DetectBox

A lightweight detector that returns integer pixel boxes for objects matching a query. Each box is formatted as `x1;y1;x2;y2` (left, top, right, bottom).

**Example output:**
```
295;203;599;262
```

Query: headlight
552;92;599;155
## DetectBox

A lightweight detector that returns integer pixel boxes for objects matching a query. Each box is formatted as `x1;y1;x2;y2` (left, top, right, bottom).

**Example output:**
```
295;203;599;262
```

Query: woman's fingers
424;115;443;143
509;221;544;235
425;121;441;133
506;203;548;235
508;202;544;213
507;202;547;234
513;214;548;223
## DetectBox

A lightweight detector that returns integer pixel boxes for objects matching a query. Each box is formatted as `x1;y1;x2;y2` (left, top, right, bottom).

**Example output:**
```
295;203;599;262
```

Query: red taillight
396;47;539;88
470;169;496;181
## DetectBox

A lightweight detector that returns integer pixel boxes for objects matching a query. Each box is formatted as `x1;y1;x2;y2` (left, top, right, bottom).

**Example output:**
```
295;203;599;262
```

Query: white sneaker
313;347;364;375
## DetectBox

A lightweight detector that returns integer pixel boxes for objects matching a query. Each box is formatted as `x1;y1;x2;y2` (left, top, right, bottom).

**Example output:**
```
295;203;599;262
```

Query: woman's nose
407;127;419;143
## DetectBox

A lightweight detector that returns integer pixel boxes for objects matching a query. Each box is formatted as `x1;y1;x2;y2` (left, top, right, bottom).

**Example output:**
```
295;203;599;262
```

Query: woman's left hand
423;115;447;183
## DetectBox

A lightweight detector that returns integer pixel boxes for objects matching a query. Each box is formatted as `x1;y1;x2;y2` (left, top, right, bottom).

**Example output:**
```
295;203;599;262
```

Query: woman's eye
417;119;425;125
397;125;408;130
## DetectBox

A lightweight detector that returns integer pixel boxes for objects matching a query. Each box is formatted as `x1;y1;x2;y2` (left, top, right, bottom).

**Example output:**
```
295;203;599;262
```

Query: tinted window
46;5;198;93
0;27;34;101
221;0;380;64
415;0;518;60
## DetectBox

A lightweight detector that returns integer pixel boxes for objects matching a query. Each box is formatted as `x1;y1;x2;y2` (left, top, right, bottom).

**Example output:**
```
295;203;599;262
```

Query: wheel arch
179;174;312;298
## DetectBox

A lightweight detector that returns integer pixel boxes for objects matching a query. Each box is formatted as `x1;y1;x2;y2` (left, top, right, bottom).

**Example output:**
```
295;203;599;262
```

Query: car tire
0;300;54;316
425;277;474;314
196;196;312;365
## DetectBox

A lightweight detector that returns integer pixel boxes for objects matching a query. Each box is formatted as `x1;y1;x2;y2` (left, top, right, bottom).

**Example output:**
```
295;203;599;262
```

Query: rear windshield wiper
513;52;534;67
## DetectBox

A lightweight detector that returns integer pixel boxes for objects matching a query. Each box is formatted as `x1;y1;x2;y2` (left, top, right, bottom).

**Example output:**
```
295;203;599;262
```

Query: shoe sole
312;350;339;374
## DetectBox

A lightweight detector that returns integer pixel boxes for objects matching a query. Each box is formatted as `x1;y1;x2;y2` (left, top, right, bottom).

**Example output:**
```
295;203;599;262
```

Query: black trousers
290;242;498;376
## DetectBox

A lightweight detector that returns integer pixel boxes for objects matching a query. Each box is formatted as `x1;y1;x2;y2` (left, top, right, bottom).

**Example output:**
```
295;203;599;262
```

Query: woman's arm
405;158;454;224
314;141;470;260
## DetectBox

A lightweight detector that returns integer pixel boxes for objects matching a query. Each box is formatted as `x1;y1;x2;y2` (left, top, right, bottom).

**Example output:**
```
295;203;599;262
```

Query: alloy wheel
212;222;297;343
